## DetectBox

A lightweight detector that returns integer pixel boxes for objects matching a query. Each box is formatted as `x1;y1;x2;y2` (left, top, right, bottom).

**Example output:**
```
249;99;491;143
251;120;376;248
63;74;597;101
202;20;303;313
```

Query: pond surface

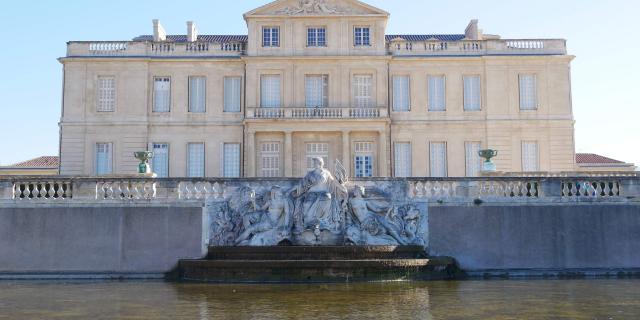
0;280;638;319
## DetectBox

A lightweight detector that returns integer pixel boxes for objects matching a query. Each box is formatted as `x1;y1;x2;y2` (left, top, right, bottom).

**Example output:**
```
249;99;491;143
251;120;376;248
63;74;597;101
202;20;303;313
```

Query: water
0;280;639;319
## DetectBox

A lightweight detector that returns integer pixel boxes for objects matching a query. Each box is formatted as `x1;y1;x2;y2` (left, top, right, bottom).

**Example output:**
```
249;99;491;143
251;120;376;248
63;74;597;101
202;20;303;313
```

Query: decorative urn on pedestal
134;151;156;177
478;149;498;173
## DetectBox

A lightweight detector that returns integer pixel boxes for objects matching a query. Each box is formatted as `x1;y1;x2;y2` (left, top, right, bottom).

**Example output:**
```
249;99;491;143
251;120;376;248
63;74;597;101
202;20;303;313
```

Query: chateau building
59;0;576;178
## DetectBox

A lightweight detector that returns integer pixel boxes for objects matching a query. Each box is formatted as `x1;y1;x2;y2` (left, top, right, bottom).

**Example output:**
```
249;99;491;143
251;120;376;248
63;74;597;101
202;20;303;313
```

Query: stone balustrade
246;107;387;119
67;41;246;57
388;39;567;56
0;174;637;205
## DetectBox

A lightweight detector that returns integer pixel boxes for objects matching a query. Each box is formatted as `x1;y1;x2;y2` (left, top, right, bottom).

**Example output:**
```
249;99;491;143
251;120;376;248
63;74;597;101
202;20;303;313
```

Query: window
187;143;205;177
430;142;447;177
223;143;241;178
263;27;280;47
428;75;446;111
305;75;328;108
97;76;115;112
519;74;538;110
224;77;242;112
152;143;169;178
463;75;481;111
394;142;411;177
353;75;373;108
522;141;539;172
153;77;171;112
354;27;370;46
188;76;206;113
354;142;374;178
306;143;329;172
260;142;280;178
95;143;113;176
465;142;482;177
261;75;281;108
392;76;410;111
307;27;326;47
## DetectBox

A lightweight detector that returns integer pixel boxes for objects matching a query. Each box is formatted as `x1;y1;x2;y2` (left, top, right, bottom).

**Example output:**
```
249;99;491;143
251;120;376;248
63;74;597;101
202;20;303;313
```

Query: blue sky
0;0;638;167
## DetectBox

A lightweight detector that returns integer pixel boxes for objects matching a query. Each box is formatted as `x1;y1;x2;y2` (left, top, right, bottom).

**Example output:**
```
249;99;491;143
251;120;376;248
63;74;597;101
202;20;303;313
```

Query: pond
0;280;638;319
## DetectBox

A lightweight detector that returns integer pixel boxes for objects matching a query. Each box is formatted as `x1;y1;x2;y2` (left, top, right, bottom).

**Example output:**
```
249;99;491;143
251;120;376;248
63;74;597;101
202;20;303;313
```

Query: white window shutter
224;77;241;112
465;142;482;177
95;143;113;175
187;143;205;177
463;75;481;111
223;143;241;178
305;75;328;108
522;141;539;172
393;76;410;111
97;77;115;112
428;76;445;111
261;75;281;108
430;142;447;177
519;74;538;110
394;142;411;177
353;75;373;108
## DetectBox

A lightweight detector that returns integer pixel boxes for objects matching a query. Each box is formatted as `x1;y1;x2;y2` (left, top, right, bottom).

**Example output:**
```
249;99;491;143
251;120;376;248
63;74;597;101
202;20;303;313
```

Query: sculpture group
208;158;427;247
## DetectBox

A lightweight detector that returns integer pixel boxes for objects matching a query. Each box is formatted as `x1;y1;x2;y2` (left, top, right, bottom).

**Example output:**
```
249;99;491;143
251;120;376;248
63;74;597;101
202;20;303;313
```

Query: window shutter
261;75;281;108
305;75;328;108
463;75;481;111
393;76;410;111
428;76;446;111
394;142;411;177
224;77;241;112
430;142;447;177
187;143;205;177
97;77;115;112
522;141;539;172
153;77;170;112
95;143;113;175
189;77;206;113
465;142;482;177
519;74;538;110
353;75;373;108
223;143;241;178
260;142;281;177
152;143;169;178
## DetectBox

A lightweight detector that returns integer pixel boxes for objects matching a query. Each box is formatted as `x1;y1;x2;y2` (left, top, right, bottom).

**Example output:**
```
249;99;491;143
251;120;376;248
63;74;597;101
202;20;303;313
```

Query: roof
385;34;466;42
1;156;59;169
132;34;466;43
576;153;627;165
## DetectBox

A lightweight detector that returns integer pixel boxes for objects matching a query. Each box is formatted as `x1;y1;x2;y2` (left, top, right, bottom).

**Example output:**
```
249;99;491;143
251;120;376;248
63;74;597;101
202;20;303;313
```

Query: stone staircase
179;246;457;283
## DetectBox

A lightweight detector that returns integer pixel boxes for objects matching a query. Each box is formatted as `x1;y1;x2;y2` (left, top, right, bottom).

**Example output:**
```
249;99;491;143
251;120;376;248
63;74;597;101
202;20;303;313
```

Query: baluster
611;182;620;197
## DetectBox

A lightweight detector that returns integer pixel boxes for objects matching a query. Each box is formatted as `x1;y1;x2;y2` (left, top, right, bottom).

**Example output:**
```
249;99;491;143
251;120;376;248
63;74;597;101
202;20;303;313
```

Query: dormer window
262;27;280;47
307;27;326;47
354;27;371;46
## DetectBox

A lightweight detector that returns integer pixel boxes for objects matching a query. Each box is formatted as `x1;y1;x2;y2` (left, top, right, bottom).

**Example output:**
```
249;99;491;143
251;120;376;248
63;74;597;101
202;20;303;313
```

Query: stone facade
59;0;576;178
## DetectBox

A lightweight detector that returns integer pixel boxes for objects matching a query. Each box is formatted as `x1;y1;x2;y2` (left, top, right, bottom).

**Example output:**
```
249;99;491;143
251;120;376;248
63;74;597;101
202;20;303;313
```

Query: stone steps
206;245;428;260
178;246;458;283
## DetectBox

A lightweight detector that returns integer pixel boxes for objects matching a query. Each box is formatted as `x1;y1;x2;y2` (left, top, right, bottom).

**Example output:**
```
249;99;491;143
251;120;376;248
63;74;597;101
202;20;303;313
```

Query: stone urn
478;149;498;172
134;151;154;176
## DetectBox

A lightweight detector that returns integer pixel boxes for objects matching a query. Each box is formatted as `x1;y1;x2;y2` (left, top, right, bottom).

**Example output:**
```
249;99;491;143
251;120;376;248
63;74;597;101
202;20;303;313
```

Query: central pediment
244;0;389;17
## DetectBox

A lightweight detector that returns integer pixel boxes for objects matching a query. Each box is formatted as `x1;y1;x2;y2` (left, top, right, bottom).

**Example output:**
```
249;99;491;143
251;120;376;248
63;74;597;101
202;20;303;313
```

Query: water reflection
0;280;638;319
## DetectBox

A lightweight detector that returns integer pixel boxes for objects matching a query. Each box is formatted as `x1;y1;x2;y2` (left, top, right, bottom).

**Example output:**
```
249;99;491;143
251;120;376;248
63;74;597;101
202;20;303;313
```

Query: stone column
342;130;350;177
284;131;293;177
245;130;256;177
379;130;389;177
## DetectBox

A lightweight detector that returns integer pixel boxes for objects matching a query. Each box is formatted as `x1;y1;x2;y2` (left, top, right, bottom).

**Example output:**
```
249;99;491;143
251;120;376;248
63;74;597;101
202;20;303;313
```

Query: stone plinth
178;246;457;283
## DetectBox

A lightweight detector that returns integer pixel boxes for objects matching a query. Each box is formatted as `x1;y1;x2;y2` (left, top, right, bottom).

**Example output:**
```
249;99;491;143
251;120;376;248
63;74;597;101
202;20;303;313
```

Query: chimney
187;21;198;42
465;19;482;40
153;19;167;42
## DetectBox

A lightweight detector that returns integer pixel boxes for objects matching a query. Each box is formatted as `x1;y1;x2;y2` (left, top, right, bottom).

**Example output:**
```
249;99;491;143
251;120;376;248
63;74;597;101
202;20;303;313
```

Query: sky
0;0;638;168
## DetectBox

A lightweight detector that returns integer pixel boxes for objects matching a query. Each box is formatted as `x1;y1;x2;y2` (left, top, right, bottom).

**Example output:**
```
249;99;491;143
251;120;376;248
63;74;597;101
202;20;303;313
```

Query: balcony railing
246;107;388;119
1;175;637;204
67;41;246;57
387;39;567;56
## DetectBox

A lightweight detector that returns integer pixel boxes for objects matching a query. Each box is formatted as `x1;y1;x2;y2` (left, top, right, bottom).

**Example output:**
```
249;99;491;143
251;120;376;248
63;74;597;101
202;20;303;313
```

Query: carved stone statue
276;0;348;15
235;186;293;246
289;157;348;244
346;185;407;245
